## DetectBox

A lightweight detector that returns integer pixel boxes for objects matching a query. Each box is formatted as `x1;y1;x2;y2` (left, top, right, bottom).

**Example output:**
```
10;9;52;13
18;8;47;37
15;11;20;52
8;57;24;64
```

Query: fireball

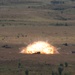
20;41;59;54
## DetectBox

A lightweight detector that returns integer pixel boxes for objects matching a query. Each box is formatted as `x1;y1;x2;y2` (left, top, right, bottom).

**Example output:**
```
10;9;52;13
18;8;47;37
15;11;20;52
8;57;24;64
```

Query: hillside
0;0;75;26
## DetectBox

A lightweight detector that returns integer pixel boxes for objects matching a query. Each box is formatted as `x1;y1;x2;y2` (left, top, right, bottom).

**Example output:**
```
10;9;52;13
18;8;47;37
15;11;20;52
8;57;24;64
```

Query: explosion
20;41;59;54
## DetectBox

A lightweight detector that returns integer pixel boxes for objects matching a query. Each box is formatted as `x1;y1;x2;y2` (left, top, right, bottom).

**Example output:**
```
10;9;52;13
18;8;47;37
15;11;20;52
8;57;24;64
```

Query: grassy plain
0;0;75;75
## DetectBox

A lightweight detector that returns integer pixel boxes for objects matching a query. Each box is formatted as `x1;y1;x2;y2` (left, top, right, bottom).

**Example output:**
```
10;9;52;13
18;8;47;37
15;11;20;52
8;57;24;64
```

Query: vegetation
25;70;29;75
0;59;74;75
0;0;75;27
0;0;75;75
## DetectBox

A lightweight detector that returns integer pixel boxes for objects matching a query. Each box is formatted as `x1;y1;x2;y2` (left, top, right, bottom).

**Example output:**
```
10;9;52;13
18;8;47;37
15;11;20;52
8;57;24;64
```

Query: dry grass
0;54;75;75
0;0;75;75
0;25;75;75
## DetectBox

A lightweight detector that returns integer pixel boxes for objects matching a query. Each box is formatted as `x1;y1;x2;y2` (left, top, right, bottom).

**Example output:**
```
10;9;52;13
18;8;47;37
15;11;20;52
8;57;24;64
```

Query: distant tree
17;35;19;38
63;43;68;46
59;63;64;67
2;24;5;27
72;51;75;53
18;62;21;68
25;70;29;75
65;62;68;67
65;23;68;26
52;71;55;75
58;63;64;75
28;6;30;8
71;0;75;1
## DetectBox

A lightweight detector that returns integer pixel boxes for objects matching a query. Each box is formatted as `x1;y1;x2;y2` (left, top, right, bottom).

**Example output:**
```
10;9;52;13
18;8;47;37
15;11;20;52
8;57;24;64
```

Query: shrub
64;62;68;67
18;62;21;68
25;70;29;75
58;63;64;75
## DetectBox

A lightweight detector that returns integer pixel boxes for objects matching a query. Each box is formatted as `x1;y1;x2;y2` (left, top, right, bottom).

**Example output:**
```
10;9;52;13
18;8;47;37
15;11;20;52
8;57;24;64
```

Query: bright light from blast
20;41;59;54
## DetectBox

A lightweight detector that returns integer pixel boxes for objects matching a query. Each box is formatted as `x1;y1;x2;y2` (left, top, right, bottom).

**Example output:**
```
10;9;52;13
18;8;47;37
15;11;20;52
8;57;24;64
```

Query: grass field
0;54;75;75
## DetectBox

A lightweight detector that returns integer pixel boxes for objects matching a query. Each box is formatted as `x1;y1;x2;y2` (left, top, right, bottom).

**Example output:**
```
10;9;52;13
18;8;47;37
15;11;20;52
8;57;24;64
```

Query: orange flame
20;41;59;54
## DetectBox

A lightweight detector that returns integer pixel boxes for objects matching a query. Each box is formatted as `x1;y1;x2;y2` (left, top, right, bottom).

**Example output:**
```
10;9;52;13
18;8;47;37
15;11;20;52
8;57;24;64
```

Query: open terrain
0;0;75;75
